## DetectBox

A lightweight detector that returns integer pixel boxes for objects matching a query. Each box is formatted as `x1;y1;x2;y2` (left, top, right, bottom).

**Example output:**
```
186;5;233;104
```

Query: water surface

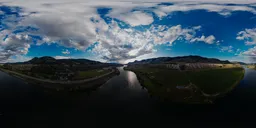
1;67;256;125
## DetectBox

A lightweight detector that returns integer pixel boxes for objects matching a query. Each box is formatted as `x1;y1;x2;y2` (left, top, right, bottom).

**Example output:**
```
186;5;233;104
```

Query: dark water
1;67;256;125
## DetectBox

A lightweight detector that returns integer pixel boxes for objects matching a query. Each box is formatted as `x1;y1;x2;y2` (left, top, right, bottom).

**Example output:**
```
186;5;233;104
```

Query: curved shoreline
125;66;245;103
0;68;120;91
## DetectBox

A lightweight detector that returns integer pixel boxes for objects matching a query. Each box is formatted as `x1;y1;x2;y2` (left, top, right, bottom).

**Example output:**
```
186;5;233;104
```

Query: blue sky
1;0;256;63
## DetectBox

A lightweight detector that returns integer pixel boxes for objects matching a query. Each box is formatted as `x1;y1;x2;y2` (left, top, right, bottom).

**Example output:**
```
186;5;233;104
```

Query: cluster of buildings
166;63;241;70
128;63;241;71
3;64;34;72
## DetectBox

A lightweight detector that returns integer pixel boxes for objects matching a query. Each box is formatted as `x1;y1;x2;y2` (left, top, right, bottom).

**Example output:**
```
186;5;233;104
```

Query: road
0;68;115;85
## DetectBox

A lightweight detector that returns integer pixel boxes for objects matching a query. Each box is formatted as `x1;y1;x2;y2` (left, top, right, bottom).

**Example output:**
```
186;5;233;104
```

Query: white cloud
237;29;256;59
4;55;32;63
243;46;256;56
154;3;256;18
0;33;32;61
154;1;256;18
108;11;153;26
54;56;71;59
237;28;256;45
220;46;233;53
190;35;216;44
0;0;252;62
62;49;70;55
90;21;215;63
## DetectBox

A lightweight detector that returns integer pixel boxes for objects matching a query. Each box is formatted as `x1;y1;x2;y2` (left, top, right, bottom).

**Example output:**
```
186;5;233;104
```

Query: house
103;67;112;70
55;68;74;81
166;64;180;70
11;64;34;71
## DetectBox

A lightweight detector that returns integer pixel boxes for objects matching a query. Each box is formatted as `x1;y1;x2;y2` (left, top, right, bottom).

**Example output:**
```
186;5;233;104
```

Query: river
1;66;256;125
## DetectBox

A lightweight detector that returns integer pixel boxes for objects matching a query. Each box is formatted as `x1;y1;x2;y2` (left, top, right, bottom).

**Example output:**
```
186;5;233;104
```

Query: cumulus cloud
0;33;32;62
89;21;215;63
190;35;216;44
21;10;107;50
1;0;254;62
108;11;153;26
62;49;70;55
237;28;256;45
242;46;256;56
237;28;256;59
153;3;256;18
3;55;32;63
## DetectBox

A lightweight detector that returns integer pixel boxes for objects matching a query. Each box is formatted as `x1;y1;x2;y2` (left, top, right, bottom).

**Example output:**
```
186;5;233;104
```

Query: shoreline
0;68;120;91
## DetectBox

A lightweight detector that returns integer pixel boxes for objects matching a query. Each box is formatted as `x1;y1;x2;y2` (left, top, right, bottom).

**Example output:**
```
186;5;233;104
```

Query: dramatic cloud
0;0;256;62
21;9;107;50
108;11;153;26
237;28;256;45
154;3;256;18
90;21;216;63
0;33;31;61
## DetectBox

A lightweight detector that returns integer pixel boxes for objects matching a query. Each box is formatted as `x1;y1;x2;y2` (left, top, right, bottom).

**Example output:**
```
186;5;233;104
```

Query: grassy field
73;69;111;80
187;68;244;94
126;66;244;103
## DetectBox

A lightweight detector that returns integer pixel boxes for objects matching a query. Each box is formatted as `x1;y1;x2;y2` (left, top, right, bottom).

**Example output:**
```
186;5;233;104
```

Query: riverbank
0;67;120;91
125;66;245;103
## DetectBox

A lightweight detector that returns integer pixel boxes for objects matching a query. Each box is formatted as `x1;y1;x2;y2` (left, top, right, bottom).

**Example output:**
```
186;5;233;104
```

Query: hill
4;56;122;67
232;61;247;65
128;55;231;65
23;56;102;65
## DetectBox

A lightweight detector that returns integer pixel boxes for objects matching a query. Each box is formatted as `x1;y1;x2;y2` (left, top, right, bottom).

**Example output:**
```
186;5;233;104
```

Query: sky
1;0;256;64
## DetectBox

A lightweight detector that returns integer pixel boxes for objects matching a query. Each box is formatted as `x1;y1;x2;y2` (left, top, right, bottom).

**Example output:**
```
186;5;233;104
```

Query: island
0;56;121;91
124;55;245;103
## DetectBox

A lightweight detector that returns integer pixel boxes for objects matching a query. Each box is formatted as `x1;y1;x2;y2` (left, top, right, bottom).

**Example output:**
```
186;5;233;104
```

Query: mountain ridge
5;56;122;66
128;55;233;65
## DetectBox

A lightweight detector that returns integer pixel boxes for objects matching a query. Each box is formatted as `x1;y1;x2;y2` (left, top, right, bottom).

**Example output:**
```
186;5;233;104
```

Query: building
55;68;75;81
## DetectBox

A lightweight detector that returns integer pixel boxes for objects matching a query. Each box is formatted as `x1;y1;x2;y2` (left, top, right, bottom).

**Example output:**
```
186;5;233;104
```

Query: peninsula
125;55;245;103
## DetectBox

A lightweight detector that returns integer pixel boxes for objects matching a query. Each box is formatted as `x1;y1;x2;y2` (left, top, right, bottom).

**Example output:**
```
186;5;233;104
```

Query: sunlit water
1;66;256;124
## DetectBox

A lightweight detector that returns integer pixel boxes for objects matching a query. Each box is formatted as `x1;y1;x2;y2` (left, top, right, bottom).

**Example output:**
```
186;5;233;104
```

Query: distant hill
5;56;122;66
22;56;101;65
232;61;247;65
128;55;231;65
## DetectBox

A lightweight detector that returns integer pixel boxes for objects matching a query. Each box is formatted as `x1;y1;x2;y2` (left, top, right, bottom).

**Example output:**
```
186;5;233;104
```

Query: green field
126;66;244;103
187;68;244;94
73;69;111;80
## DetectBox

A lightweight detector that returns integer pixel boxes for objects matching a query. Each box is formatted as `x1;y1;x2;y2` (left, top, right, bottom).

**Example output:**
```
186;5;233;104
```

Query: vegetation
128;55;231;65
126;66;245;103
73;69;111;80
187;68;244;94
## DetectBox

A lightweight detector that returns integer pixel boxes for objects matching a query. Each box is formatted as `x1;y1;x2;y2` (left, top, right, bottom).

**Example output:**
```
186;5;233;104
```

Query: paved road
0;68;115;85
